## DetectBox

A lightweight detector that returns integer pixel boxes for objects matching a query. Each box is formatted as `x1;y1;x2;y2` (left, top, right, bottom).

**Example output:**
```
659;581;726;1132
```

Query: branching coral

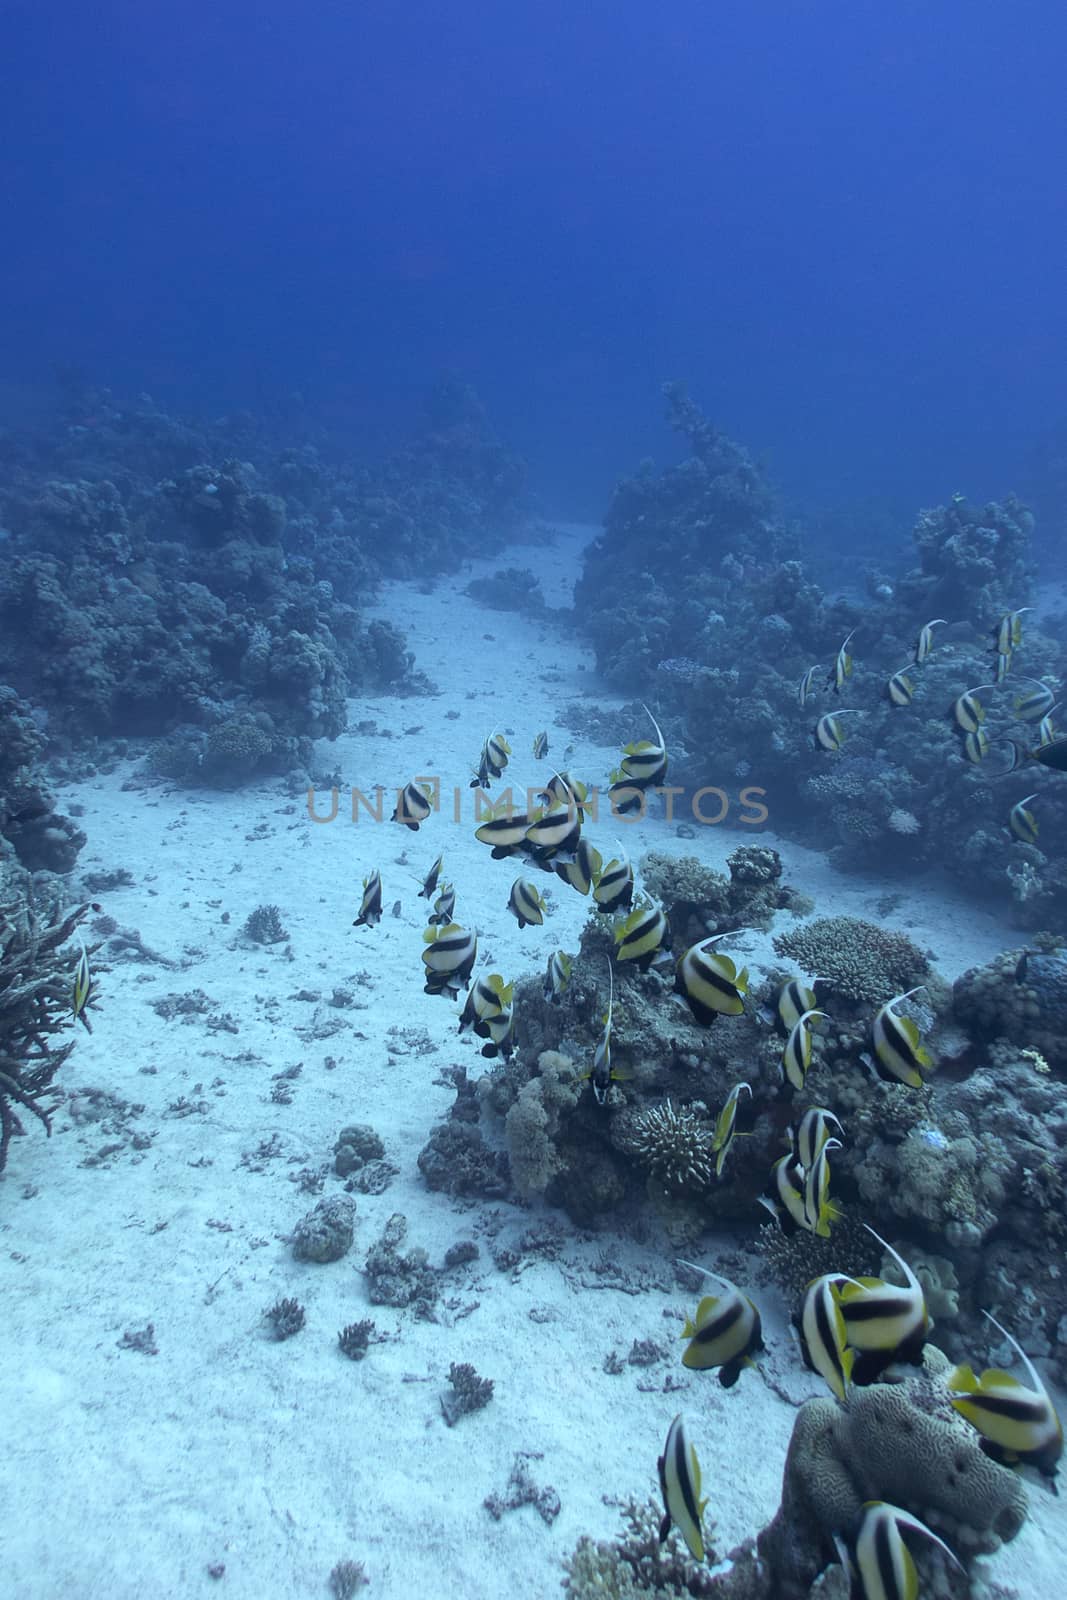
0;895;97;1169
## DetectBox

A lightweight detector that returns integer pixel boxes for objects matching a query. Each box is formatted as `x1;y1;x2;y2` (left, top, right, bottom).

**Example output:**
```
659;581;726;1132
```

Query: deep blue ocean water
3;0;1065;531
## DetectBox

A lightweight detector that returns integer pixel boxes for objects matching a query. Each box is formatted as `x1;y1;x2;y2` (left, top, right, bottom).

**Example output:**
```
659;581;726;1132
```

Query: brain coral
758;1346;1027;1599
773;916;929;1006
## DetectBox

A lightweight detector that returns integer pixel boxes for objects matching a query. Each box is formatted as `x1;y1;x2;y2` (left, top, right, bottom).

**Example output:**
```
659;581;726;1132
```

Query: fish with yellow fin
949;1309;1063;1484
676;1261;764;1387
870;987;935;1088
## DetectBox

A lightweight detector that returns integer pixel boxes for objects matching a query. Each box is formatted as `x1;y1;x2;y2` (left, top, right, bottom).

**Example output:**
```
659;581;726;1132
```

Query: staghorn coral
773;916;930;1006
0;895;97;1171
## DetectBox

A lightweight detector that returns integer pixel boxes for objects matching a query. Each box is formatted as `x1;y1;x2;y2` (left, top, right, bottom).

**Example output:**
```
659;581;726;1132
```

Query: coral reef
574;388;1066;923
0;379;525;786
0;685;86;873
953;943;1067;1072
563;1350;1026;1600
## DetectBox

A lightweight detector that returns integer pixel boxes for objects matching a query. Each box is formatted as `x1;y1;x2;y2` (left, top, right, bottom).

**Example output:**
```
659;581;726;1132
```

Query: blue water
3;0;1065;524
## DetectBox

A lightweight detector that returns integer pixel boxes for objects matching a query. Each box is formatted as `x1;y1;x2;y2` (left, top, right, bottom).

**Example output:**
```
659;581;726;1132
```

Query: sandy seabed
2;525;1063;1599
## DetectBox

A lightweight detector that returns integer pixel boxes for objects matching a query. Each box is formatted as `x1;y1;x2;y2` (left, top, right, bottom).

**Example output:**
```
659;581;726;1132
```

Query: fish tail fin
948;1364;978;1393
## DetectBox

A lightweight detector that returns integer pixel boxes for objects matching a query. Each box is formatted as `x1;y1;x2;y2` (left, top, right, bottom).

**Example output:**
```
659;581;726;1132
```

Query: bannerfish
392;780;433;830
507;877;546;929
543;949;573;1004
838;1501;964;1600
758;1153;809;1233
478;1003;516;1061
836;1226;928;1383
72;943;93;1032
815;709;862;751
657;1414;707;1563
524;800;581;863
352;869;383;929
1037;708;1060;746
676;1263;764;1387
613;899;671;970
538;771;588;822
887;669;914;707
711;1081;752;1178
780;1008;829;1093
951;684;995;733
675;933;750;1026
458;972;513;1037
801;1138;842;1238
428;881;456;926
995;648;1013;683
593;852;635;915
949;1309;1063;1482
871;987;935;1088
996;607;1032;656
470;731;511;789
474;800;534;859
421;922;478;1000
1013;678;1056;723
619;704;669;788
914;618;947;663
791;1105;844;1171
555;837;601;896
1008;793;1039;845
830;628;858;694
795;1274;857;1403
777;977;819;1033
798;665;820;708
963;728;990;763
585;961;626;1105
419;854;444;900
532;730;549;760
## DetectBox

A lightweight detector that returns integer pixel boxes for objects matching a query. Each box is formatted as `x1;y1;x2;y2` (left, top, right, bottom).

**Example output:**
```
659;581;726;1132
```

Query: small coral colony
350;606;1064;1599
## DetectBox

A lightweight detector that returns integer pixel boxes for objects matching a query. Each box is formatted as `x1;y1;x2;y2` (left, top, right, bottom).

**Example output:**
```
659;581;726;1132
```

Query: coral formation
0;685;86;873
619;1100;716;1195
756;1347;1027;1598
0;894;97;1170
364;1213;438;1314
289;1195;357;1263
574;387;1066;924
0;380;526;786
773;916;930;1006
440;1362;494;1426
954;944;1067;1072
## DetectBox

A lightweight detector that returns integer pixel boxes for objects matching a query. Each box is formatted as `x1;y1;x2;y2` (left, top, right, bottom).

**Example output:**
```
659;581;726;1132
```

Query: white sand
2;523;1063;1598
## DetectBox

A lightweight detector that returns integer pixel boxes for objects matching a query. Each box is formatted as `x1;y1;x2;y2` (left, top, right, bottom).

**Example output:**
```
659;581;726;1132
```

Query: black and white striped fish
656;1414;707;1563
352;869;383;929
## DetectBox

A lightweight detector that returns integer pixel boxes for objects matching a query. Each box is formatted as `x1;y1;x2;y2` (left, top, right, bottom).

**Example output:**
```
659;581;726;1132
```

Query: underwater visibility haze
1;3;1067;1597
